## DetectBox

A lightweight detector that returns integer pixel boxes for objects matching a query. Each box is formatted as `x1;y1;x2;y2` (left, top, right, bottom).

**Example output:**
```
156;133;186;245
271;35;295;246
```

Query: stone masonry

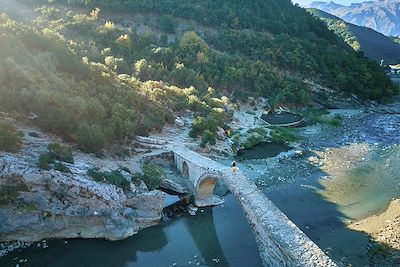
173;146;338;267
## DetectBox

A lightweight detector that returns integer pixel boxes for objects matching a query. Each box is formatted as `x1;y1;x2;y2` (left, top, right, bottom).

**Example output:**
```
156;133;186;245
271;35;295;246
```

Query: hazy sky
292;0;367;6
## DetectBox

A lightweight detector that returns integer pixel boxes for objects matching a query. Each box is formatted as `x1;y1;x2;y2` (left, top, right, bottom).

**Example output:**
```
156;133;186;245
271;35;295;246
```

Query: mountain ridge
310;0;400;36
308;8;400;64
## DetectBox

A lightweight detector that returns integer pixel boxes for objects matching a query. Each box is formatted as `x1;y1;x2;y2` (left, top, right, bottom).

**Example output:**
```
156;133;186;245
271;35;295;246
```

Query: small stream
0;194;262;267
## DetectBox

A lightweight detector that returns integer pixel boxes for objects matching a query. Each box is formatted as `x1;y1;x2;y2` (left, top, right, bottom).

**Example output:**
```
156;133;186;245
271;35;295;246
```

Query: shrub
326;117;342;127
0;174;27;204
0;121;23;153
48;143;74;163
75;123;107;154
141;163;164;190
157;15;176;33
19;202;38;212
54;162;71;173
38;152;52;170
189;110;227;140
38;143;74;171
369;243;390;258
87;168;130;191
243;132;265;149
201;130;216;147
270;127;300;143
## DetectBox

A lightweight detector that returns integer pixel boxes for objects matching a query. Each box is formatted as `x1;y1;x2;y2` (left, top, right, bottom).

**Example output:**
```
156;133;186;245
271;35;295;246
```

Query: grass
0;121;23;153
18;202;38;212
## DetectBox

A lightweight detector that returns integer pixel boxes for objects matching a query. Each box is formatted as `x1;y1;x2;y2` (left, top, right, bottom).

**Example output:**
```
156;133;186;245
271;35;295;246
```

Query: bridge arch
182;161;189;177
196;174;218;201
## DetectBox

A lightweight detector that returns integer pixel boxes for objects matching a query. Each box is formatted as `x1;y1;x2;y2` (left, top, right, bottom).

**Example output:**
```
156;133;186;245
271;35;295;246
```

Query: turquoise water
265;145;400;266
0;194;262;267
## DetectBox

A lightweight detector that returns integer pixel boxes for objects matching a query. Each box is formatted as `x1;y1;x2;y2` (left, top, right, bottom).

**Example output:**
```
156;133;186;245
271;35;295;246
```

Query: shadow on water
263;148;400;266
0;195;262;267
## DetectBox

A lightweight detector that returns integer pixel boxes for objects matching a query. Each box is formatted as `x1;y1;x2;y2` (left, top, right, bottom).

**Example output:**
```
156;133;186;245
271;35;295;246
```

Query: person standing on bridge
231;161;238;173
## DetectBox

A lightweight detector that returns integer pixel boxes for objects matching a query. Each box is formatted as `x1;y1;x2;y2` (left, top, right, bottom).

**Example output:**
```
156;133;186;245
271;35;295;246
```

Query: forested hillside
0;0;397;151
308;8;400;64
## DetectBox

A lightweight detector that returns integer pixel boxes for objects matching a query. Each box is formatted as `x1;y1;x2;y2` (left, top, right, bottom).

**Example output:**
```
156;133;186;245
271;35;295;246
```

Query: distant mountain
309;1;345;12
309;0;400;36
308;8;400;64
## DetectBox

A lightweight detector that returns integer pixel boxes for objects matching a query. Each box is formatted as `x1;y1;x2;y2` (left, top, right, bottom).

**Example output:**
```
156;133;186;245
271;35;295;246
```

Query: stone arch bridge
172;146;337;267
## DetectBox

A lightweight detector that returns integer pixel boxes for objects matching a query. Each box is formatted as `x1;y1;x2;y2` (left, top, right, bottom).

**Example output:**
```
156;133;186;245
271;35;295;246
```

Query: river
0;194;262;267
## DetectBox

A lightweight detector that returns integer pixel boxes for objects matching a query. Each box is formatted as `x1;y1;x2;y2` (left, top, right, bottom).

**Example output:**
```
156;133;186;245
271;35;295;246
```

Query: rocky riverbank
221;103;400;266
0;122;165;255
349;199;400;266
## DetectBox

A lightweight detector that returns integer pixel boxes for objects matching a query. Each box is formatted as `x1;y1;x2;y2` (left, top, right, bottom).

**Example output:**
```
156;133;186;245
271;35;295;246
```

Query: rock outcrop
0;127;165;243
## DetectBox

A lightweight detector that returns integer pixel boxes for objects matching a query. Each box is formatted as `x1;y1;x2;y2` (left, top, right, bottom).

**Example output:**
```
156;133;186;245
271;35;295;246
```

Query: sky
292;0;367;6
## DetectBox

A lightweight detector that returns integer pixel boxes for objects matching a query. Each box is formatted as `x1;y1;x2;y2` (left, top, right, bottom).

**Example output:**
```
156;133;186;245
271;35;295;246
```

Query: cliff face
0;125;165;242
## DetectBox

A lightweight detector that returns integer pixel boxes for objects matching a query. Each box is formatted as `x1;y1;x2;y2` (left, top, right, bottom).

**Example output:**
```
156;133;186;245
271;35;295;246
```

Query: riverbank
349;198;400;266
0;194;263;267
221;104;400;266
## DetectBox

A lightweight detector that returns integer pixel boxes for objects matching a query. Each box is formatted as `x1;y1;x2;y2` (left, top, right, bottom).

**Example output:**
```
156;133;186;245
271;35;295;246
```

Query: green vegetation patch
369;243;391;258
0;121;23;153
270;127;301;143
87;168;130;191
140;163;165;190
38;143;73;172
0;174;28;205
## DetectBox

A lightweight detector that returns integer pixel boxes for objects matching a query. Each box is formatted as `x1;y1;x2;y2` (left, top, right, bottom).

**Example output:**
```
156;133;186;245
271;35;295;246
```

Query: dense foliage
0;15;181;152
1;0;398;151
307;9;361;51
25;0;397;102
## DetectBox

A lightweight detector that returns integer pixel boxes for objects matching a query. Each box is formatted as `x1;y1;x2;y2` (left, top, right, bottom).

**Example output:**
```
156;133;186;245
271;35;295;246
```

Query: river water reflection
0;194;262;267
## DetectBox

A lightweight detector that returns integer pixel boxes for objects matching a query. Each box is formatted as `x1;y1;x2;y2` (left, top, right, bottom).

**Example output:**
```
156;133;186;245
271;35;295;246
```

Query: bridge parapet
172;146;338;267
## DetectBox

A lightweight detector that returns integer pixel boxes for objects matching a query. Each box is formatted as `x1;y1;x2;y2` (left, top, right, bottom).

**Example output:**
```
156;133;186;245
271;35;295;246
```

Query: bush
157;15;175;33
54;162;71;173
141;163;164;190
326;117;342;127
0;121;23;153
75;123;107;155
0;174;27;204
38;152;52;170
201;130;216;147
369;243;390;258
48;143;74;163
243;132;265;149
270;127;300;143
189;110;227;139
38;143;74;171
87;168;131;191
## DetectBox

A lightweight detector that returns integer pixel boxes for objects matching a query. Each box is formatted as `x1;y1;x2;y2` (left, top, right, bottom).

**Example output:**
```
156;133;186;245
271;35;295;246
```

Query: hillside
308;8;400;64
310;0;400;36
0;0;397;151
